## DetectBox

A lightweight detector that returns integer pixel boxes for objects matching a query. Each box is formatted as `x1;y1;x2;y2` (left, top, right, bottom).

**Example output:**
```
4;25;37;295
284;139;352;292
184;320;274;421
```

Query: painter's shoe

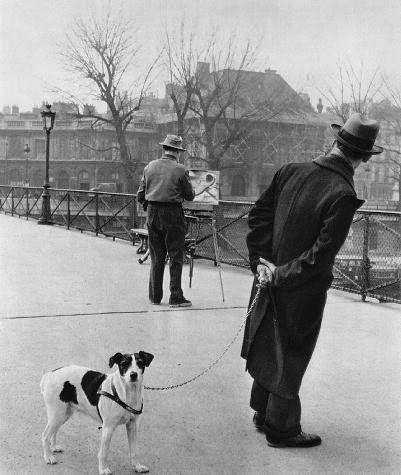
169;297;192;308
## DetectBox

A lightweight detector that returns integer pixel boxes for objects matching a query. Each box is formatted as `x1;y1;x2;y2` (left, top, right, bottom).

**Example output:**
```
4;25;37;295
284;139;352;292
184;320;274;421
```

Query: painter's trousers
146;202;186;304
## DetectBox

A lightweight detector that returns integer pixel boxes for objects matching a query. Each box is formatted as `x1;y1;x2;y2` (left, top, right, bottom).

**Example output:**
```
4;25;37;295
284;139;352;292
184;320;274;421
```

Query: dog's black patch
135;351;154;372
118;354;133;376
59;381;78;404
81;371;107;406
109;352;124;368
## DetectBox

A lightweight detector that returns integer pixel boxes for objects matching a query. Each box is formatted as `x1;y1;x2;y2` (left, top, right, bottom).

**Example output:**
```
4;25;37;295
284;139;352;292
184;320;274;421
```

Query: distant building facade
1;72;399;209
0;103;158;192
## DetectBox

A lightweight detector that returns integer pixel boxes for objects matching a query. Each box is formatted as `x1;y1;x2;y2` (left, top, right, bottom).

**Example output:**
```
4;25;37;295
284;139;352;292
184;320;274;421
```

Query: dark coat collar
313;153;355;189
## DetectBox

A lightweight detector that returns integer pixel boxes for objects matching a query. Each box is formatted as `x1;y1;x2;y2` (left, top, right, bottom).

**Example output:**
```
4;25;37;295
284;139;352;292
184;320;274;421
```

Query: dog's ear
109;352;123;368
139;351;154;367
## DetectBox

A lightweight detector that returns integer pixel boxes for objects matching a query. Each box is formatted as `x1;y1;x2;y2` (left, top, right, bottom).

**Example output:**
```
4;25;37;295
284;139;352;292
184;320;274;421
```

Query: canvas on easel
188;169;220;204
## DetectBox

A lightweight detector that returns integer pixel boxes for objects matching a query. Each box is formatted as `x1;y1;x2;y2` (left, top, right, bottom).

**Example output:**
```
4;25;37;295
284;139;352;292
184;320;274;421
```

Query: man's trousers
147;203;186;303
250;379;301;440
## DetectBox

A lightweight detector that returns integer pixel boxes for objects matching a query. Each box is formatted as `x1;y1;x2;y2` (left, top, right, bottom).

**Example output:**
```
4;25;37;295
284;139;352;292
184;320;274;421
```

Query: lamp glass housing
41;105;56;132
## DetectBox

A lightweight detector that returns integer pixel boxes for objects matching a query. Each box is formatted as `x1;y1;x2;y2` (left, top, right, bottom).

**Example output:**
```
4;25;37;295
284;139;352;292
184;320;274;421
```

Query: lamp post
5;139;8;186
38;104;56;225
24;143;30;187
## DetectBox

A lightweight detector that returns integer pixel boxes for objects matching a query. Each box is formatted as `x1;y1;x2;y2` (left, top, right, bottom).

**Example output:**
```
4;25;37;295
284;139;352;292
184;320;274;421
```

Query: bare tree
162;29;259;168
59;10;160;192
164;29;309;171
318;65;382;122
188;37;259;169
163;21;199;138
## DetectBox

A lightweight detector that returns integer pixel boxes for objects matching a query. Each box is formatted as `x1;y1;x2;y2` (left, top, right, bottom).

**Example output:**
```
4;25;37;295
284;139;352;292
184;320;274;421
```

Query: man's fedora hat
331;113;383;155
159;134;186;151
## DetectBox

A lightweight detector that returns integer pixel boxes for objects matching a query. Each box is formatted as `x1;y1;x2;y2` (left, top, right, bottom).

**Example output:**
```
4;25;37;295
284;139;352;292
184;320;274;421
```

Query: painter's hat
159;135;186;151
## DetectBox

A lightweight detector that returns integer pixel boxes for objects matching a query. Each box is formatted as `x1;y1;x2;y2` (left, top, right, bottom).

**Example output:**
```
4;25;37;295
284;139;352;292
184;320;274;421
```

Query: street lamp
24;143;30;187
38;104;56;225
5;139;8;186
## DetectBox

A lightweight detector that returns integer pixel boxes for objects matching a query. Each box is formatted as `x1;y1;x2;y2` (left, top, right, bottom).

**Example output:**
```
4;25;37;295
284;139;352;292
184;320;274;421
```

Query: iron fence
0;186;400;303
187;201;401;304
0;186;142;241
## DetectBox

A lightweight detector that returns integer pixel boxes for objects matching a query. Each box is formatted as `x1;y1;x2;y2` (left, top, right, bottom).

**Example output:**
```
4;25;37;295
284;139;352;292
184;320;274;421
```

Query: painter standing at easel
137;134;195;307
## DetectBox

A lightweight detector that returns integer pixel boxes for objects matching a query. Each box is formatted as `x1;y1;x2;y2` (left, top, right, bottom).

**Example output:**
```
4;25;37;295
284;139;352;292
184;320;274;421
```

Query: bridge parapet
0;186;400;303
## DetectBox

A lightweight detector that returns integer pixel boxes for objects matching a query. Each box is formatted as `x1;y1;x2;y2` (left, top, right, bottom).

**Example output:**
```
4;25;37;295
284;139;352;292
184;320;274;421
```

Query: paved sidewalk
0;214;400;474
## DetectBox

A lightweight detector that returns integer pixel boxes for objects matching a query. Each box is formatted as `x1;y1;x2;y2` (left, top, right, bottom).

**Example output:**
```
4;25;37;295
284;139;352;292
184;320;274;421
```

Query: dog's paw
99;468;112;475
44;454;58;464
133;463;149;473
51;445;63;453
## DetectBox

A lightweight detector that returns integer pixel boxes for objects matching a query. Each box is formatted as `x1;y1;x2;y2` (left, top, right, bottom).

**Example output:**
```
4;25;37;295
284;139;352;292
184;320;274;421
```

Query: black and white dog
40;351;154;474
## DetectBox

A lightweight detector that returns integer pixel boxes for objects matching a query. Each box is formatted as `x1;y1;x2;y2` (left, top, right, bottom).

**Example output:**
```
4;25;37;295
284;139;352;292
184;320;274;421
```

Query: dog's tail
40;372;50;395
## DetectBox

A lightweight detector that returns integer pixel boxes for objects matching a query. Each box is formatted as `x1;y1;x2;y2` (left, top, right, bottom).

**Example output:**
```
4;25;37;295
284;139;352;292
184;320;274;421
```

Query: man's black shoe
149;300;160;305
252;412;265;432
169;297;192;308
267;431;322;448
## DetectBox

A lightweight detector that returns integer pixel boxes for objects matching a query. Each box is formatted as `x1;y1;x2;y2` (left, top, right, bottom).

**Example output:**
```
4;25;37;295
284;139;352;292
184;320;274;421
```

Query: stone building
2;70;399;209
0;103;158;192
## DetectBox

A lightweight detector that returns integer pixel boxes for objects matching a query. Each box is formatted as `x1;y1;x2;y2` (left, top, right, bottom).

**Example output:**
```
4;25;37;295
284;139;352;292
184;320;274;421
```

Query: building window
97;167;111;184
58;170;70;189
231;174;246;196
7;135;24;158
35;139;45;159
32;169;44;187
78;170;90;190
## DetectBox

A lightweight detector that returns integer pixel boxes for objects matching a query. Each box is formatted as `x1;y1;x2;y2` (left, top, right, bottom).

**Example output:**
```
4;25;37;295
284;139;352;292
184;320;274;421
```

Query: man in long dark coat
241;113;383;448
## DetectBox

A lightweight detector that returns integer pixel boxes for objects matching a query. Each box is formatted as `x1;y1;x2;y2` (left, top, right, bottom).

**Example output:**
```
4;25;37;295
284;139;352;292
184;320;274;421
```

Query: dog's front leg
126;418;149;473
98;425;115;475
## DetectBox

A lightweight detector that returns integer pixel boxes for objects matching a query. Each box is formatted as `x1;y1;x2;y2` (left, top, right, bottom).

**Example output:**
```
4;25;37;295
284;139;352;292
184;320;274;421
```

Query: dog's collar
97;381;143;419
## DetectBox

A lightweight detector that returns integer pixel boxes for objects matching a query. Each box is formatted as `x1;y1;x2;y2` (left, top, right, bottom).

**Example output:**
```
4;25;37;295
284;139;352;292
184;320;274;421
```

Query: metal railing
185;201;401;304
0;186;143;241
0;186;400;303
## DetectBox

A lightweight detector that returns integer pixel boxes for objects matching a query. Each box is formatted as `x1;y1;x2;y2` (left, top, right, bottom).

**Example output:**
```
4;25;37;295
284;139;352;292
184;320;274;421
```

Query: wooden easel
184;205;225;302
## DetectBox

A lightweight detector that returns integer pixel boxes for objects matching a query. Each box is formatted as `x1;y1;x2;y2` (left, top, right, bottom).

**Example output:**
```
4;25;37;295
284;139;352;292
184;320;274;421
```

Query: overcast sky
1;0;400;112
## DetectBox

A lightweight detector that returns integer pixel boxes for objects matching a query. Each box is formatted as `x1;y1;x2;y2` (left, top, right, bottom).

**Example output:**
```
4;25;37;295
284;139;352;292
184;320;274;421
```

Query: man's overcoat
241;154;364;399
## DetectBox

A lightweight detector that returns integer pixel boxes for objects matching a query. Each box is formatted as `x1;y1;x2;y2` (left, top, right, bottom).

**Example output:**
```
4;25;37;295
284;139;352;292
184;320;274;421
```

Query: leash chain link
144;285;262;391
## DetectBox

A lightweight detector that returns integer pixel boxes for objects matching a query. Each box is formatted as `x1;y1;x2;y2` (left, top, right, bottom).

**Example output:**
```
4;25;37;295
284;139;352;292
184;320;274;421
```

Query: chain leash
144;284;263;391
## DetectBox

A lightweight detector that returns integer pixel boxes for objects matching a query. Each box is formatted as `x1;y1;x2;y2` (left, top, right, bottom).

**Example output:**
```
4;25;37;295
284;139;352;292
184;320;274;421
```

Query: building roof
161;64;325;127
216;68;323;125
